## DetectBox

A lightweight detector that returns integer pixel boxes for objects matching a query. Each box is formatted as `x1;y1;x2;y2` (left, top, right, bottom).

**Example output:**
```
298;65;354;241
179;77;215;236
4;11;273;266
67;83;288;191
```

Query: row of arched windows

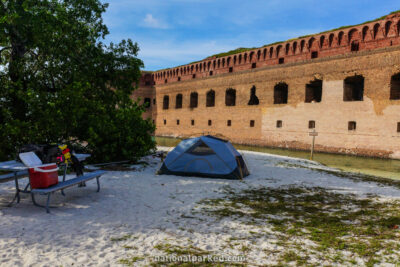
162;88;239;110
160;73;400;109
153;19;400;81
162;86;260;110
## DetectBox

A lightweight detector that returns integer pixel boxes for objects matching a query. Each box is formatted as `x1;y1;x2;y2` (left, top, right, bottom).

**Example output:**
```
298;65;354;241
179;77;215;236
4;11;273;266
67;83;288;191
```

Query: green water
155;136;400;180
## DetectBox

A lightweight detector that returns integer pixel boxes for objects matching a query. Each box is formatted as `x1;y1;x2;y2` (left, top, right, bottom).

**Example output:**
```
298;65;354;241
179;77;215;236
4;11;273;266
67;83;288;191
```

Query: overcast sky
101;0;400;71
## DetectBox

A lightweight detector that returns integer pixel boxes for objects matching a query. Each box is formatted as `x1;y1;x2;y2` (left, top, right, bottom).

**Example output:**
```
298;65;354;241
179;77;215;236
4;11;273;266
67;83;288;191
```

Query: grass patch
110;234;133;242
118;256;144;266
199;186;400;266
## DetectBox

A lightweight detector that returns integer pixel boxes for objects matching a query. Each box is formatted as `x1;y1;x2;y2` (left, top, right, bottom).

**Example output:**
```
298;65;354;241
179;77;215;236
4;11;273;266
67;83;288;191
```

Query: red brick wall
151;13;400;86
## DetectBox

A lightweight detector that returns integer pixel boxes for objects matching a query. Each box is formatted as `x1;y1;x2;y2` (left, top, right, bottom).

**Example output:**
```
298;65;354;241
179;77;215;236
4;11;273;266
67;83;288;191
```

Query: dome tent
158;135;249;179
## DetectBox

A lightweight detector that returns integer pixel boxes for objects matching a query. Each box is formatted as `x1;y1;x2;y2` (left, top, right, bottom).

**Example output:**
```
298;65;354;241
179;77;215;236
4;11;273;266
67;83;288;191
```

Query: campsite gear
17;144;84;176
59;145;72;164
0;154;90;207
19;152;59;189
18;144;62;164
0;154;105;213
158;135;249;179
28;164;59;189
58;144;84;176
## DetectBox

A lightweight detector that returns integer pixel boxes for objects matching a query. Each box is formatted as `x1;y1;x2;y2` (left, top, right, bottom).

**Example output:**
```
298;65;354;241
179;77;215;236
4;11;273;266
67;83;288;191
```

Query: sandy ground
0;148;399;266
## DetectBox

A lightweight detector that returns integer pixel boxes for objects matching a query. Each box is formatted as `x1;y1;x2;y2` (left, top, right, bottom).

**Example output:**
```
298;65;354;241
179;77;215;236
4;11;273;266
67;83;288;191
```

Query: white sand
0;148;399;266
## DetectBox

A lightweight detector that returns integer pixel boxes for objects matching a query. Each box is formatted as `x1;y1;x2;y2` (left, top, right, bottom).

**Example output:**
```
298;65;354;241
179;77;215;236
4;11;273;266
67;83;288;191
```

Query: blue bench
31;170;106;213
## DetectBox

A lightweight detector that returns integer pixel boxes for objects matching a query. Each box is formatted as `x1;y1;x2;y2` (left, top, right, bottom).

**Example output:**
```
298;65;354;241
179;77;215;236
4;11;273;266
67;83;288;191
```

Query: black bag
71;154;84;176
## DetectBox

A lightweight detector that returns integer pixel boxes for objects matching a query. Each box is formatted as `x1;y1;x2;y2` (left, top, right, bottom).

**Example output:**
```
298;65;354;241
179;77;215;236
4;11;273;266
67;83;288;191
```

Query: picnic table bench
0;154;107;213
31;170;105;213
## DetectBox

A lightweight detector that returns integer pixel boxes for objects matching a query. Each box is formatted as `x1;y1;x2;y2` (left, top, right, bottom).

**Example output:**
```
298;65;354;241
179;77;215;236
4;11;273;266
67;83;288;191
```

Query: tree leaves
0;0;155;161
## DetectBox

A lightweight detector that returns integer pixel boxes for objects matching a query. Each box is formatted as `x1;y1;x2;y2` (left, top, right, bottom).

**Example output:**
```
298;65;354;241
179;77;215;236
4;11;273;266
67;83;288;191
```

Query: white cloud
142;14;169;29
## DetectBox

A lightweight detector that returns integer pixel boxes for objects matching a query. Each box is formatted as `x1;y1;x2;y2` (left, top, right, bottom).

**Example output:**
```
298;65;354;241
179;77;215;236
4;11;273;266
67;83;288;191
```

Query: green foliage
0;0;155;162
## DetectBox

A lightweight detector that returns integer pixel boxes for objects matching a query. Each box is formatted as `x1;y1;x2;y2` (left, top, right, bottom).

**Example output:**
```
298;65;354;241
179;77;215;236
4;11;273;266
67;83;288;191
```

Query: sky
101;0;400;71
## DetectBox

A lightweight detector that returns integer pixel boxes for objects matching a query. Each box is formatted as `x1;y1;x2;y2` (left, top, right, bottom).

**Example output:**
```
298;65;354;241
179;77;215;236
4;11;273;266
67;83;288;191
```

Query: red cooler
28;164;59;189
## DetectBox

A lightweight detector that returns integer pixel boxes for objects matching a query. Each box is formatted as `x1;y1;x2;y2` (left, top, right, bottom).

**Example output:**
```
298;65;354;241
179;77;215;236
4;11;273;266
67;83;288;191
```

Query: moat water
155;136;400;180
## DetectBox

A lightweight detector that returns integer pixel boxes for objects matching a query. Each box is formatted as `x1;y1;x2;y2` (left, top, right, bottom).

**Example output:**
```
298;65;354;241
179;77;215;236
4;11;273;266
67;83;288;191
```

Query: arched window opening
308;38;315;51
257;50;261;60
320;36;325;48
206;90;215;107
238;54;242;64
175;94;183;109
222;58;225;67
213;60;216;69
250;51;255;61
208;61;211;70
274;83;288;104
227;57;231;66
225;88;236;106
163;95;169;109
285;43;290;55
305;79;323;103
292;42;297;54
276;45;282;57
328;34;334;47
348;29;358;44
338;31;344;45
269;47;274;58
397;21;400;36
190;92;198;108
217;59;220;68
343;75;364;101
300;40;305;52
373;23;380;39
390;73;400;100
233;56;237;65
248;86;259;105
362;26;369;41
244;53;247;62
263;48;267;59
385;21;392;37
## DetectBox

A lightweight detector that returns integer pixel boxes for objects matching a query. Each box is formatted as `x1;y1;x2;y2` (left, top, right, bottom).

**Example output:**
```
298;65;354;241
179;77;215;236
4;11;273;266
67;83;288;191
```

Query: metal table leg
7;172;21;207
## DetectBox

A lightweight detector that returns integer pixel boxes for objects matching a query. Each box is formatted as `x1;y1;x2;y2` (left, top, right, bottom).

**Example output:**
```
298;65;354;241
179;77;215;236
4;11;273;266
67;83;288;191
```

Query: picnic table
0;154;91;208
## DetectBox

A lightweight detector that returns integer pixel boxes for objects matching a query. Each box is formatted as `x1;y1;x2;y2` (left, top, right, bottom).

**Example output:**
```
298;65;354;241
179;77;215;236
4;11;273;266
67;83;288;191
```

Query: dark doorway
274;83;288;104
351;41;359;52
190;92;198;108
225;88;236;106
206;90;215;107
390;73;400;100
144;98;151;108
305;80;323;103
175;94;183;109
163;95;169;109
343;76;364;101
248;86;259;105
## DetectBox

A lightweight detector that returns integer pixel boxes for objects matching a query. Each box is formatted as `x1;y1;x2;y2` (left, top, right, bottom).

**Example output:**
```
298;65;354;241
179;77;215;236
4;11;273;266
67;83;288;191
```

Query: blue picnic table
0;154;106;212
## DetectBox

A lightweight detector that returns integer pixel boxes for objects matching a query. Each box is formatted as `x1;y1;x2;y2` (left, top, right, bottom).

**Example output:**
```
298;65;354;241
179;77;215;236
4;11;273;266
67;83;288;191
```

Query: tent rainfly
158;135;249;179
